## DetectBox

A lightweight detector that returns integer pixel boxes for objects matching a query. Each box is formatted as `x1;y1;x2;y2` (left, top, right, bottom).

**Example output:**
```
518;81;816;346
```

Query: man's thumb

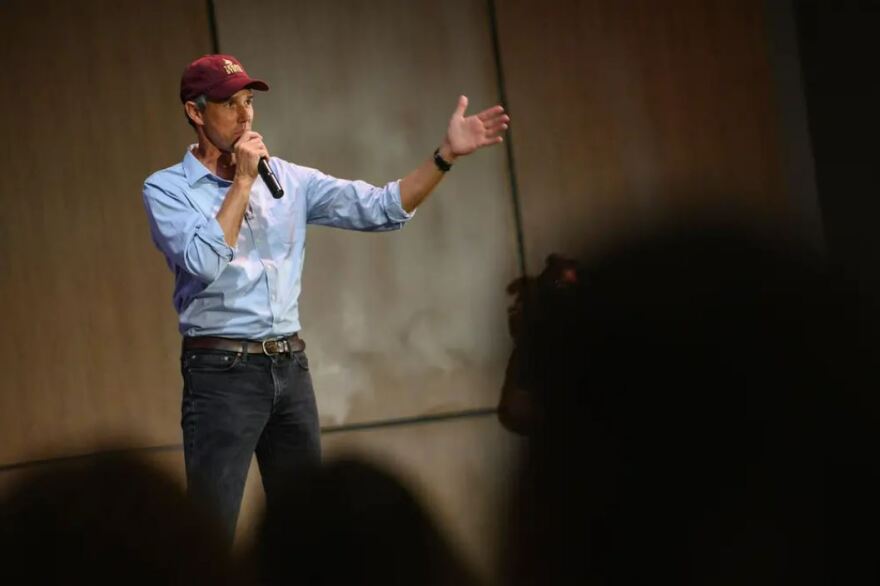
455;95;468;117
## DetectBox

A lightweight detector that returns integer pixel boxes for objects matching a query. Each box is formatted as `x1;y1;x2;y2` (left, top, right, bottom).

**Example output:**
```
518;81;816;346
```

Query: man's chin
218;137;237;153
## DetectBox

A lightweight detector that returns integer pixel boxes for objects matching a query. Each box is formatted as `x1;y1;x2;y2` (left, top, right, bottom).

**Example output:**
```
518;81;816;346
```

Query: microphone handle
258;157;284;199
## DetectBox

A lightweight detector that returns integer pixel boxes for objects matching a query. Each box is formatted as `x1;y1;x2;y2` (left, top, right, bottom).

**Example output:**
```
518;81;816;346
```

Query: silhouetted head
0;453;237;585
257;457;477;586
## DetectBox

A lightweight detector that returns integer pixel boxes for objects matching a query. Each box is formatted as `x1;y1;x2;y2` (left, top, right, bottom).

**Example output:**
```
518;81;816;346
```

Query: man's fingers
477;105;505;121
237;136;267;152
485;130;506;142
234;134;265;155
483;114;510;128
234;133;271;172
233;131;262;148
237;146;268;160
477;119;509;144
479;136;504;147
485;118;509;132
476;114;510;136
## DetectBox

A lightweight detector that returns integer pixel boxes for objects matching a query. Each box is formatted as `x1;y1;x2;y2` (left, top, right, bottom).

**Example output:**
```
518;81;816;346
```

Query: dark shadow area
795;1;880;302
503;216;880;584
0;453;240;585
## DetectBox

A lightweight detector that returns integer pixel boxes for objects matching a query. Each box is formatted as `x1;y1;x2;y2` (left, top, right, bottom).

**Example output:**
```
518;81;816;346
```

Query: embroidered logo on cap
222;59;244;75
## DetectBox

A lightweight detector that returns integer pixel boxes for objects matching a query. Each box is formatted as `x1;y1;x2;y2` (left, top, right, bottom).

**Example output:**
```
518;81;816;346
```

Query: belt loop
239;341;248;364
287;336;294;360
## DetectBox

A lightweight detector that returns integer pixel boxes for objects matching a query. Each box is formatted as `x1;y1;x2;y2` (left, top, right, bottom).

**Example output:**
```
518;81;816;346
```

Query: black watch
433;148;453;172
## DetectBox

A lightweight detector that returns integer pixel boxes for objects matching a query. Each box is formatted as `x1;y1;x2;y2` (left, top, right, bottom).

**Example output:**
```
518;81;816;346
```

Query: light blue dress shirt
143;148;413;339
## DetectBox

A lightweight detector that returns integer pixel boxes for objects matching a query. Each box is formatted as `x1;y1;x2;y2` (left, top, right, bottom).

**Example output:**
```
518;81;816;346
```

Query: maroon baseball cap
180;54;269;103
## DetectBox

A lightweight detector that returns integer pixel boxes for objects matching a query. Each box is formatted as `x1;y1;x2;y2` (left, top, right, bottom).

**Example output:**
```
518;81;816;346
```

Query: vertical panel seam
487;0;528;278
207;0;221;53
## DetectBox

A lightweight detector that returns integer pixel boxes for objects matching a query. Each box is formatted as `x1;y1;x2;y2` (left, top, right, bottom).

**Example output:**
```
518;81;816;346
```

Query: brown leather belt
182;333;304;355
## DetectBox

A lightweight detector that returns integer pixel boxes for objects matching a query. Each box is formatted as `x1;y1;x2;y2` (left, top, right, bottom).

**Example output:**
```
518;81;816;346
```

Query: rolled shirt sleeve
304;168;414;231
142;181;234;284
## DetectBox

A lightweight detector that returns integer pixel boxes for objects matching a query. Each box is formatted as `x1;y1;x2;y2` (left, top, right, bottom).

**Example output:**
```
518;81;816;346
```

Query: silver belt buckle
261;337;289;355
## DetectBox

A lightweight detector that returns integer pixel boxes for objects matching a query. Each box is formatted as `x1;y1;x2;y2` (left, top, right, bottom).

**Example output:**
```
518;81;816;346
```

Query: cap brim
205;76;270;101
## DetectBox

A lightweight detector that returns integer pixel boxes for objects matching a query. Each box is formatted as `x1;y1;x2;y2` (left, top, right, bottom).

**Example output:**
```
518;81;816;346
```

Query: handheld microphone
258;157;284;199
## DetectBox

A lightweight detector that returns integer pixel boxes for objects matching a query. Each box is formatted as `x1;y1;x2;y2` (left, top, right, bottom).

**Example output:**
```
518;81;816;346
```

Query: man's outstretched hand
399;95;510;212
442;96;510;160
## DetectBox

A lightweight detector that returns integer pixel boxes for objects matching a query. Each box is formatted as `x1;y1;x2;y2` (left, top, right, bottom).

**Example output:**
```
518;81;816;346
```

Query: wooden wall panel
0;0;213;465
0;0;808;474
213;0;520;425
496;0;792;271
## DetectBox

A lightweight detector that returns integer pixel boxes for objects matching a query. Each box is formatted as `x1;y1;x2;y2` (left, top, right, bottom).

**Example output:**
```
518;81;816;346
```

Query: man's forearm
399;144;457;213
216;177;253;246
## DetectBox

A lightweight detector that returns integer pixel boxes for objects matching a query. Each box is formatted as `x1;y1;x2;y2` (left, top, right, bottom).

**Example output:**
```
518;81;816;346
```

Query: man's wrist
232;174;256;190
437;143;458;164
434;145;456;173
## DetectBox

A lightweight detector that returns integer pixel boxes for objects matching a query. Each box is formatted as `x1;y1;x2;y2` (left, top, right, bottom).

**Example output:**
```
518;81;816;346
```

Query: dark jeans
180;347;321;542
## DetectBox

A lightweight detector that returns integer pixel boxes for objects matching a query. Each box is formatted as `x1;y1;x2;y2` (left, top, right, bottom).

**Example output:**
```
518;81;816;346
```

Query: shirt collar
182;145;231;187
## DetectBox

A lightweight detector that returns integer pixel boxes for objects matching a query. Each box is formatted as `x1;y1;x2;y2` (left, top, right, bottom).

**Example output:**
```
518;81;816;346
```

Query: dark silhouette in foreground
504;219;880;584
0;453;238;585
256;457;479;586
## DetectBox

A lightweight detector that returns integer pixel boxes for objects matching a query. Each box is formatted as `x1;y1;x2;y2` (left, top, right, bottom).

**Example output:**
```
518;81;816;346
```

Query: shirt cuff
385;180;415;223
202;217;235;260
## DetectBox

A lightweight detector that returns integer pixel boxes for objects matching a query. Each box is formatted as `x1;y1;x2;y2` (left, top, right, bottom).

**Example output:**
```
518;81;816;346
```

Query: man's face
196;89;255;152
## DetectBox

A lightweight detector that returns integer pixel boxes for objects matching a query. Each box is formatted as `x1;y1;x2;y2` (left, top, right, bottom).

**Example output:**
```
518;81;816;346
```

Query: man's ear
184;101;204;127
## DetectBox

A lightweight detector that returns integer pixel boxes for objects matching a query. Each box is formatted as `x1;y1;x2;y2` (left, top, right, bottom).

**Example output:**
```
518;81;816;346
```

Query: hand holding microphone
234;131;284;199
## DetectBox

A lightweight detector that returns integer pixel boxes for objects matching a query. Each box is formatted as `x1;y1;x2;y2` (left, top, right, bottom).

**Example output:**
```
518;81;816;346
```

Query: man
498;254;580;435
142;54;509;540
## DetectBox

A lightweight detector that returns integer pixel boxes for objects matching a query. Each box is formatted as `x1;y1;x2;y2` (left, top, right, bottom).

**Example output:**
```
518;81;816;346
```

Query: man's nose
237;105;251;122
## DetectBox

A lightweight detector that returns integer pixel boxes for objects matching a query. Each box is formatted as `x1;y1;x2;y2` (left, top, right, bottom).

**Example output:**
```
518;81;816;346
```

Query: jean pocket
183;350;242;373
292;350;310;371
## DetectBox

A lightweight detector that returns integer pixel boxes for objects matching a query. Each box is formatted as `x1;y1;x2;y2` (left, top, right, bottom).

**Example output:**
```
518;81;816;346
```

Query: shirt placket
245;197;282;329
